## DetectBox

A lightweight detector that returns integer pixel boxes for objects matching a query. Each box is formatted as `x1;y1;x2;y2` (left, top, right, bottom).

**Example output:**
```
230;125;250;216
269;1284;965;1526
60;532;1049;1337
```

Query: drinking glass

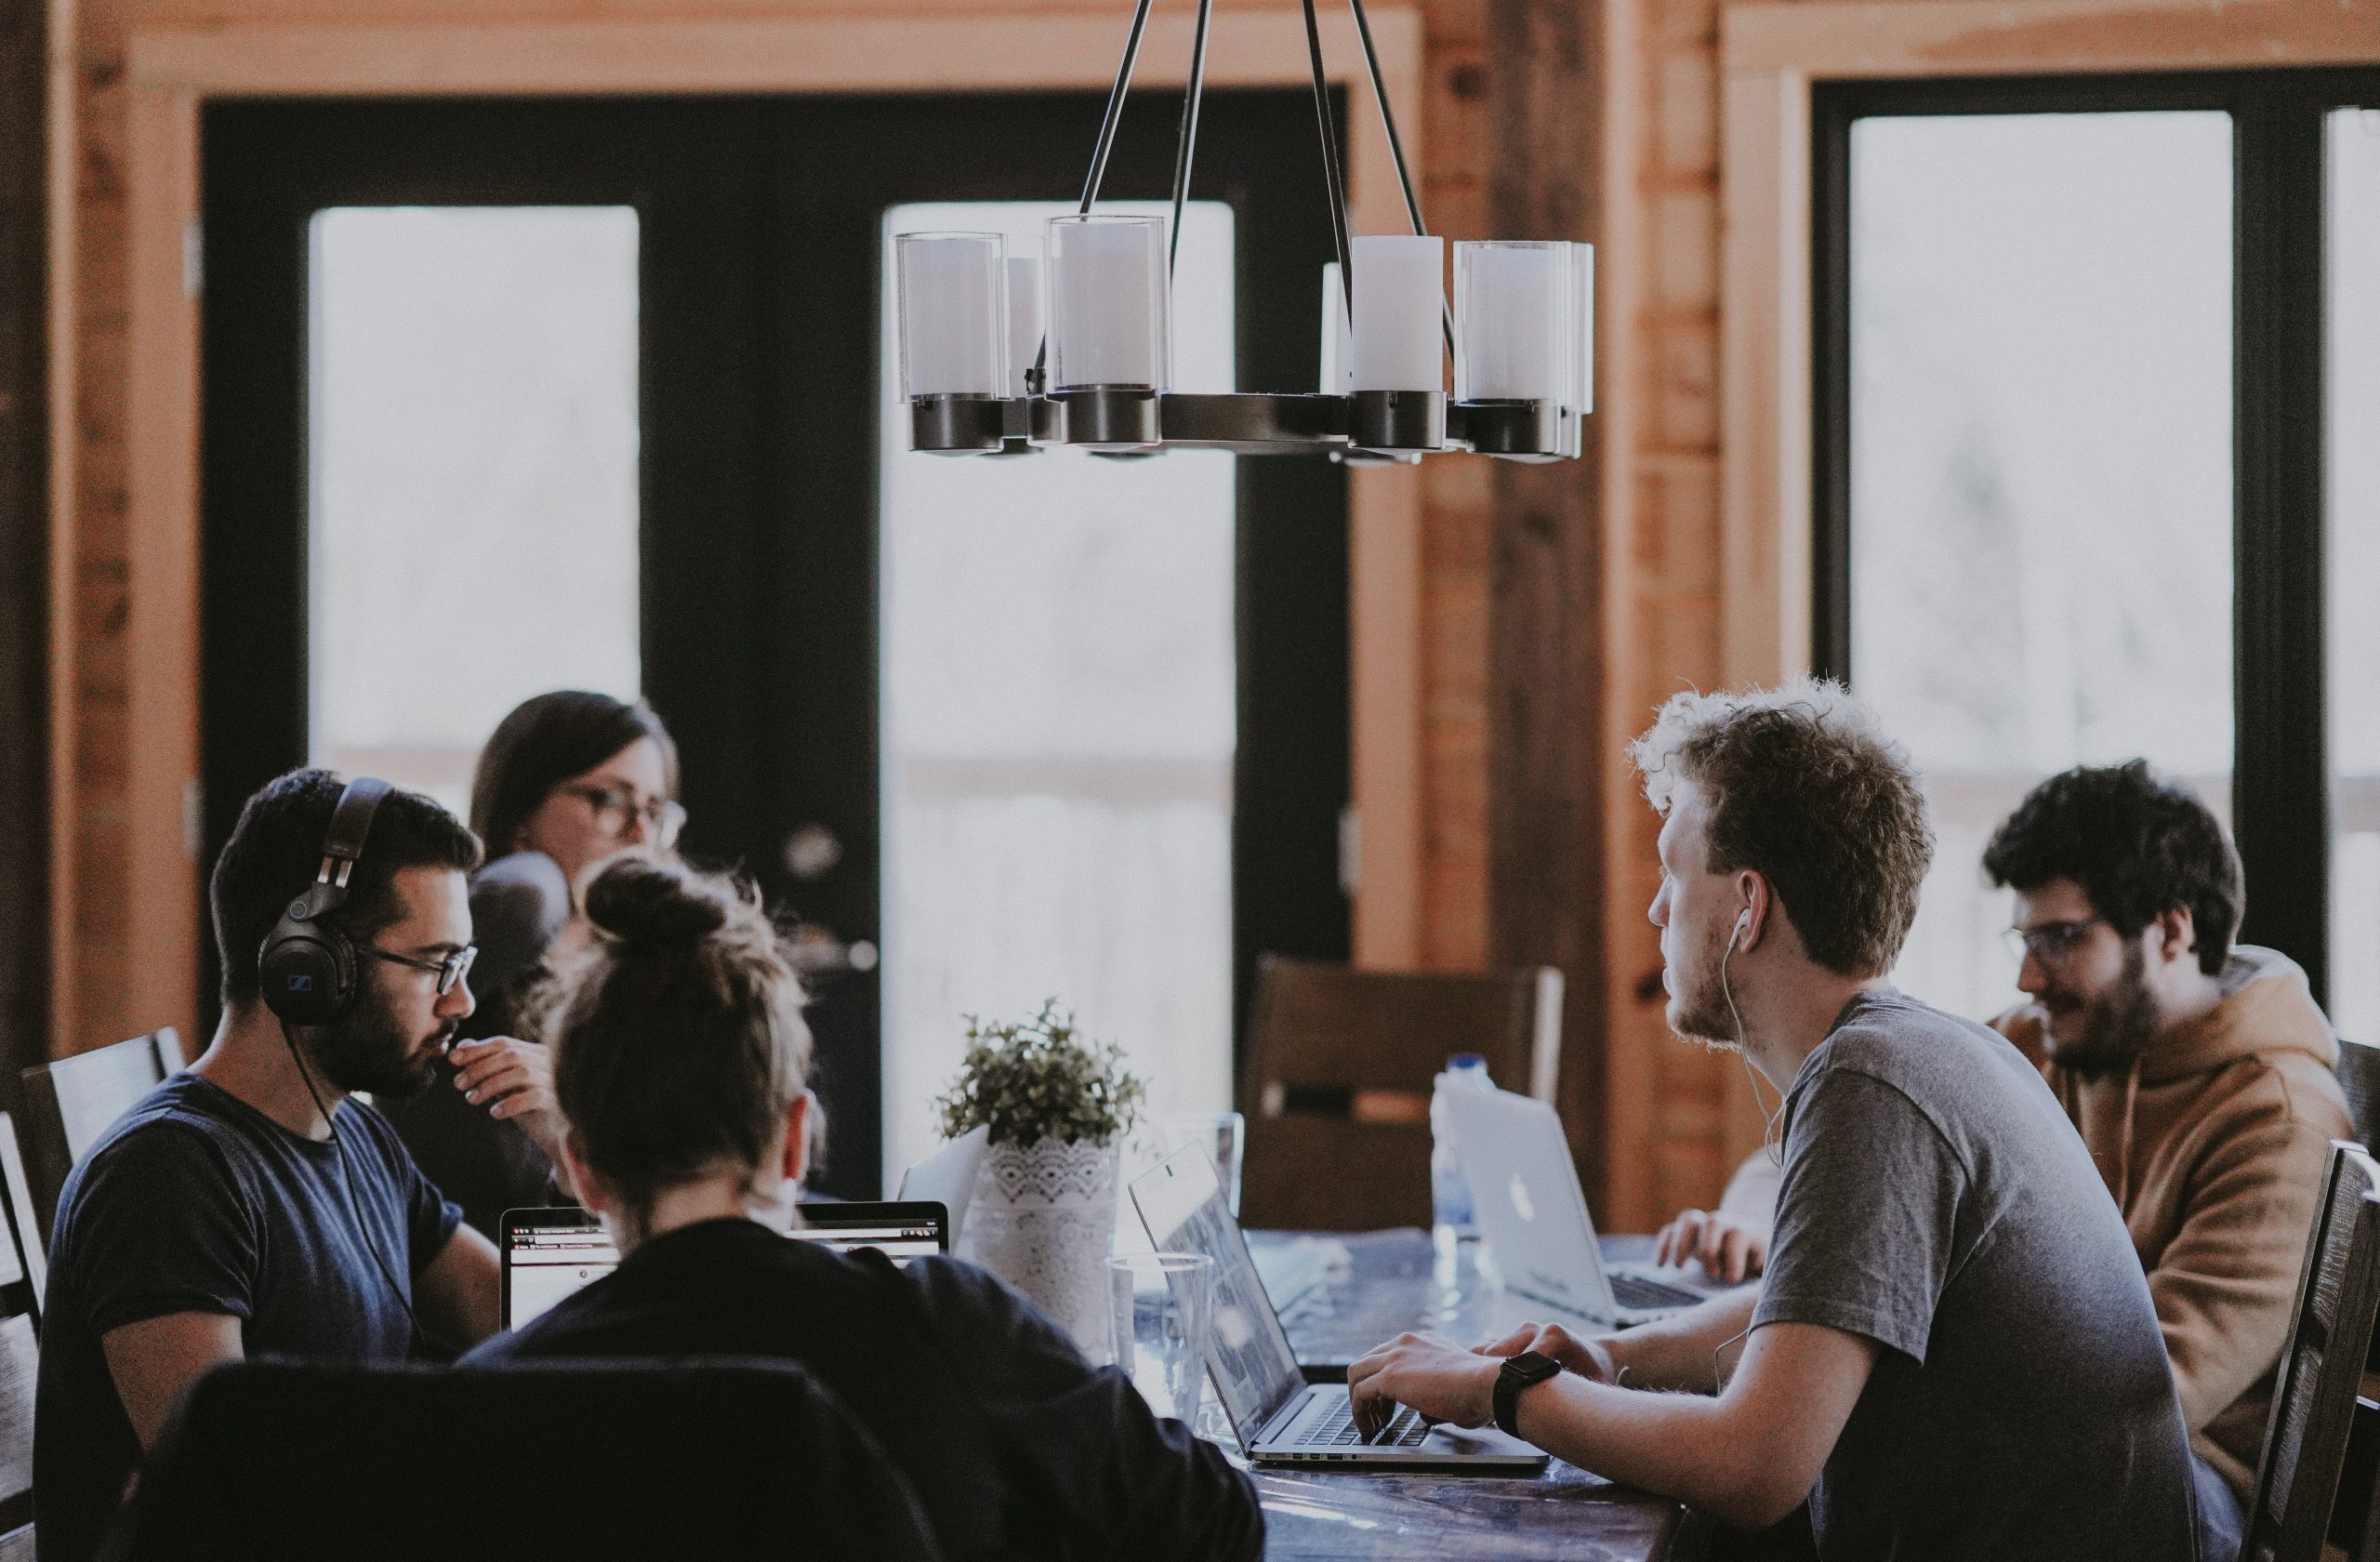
1161;1110;1246;1216
1107;1251;1216;1424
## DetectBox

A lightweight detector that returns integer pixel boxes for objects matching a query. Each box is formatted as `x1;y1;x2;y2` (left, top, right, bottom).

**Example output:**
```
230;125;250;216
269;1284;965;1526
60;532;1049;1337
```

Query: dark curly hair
211;769;482;1005
1631;679;1934;979
1982;761;2241;976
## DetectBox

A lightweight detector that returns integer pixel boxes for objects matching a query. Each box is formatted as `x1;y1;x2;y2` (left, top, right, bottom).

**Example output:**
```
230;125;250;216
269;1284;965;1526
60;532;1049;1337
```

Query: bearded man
34;770;558;1562
1986;761;2350;1541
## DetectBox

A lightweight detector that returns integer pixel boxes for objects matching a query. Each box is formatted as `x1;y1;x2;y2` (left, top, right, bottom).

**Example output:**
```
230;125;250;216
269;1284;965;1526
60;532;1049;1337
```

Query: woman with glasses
383;690;684;1239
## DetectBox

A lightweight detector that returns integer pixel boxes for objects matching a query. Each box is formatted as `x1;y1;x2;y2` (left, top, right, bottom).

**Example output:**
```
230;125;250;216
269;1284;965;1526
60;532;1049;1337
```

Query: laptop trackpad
1420;1421;1542;1460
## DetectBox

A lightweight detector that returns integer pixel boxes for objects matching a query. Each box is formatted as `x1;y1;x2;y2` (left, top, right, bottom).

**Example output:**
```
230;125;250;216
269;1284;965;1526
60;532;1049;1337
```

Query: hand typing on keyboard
1345;1331;1505;1443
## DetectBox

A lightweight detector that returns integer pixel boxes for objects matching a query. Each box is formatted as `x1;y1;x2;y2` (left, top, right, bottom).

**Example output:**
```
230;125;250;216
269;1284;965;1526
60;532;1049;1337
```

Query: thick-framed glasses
559;783;686;849
2002;917;2109;969
368;943;478;997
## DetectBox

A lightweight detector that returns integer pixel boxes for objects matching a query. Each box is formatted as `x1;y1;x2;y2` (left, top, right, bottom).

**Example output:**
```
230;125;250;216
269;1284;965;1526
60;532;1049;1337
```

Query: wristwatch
1493;1350;1563;1438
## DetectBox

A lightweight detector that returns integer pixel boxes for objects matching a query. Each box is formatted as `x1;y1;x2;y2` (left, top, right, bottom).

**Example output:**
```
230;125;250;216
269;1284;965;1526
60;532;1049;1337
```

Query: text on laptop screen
1130;1146;1305;1445
791;1220;942;1264
504;1218;618;1330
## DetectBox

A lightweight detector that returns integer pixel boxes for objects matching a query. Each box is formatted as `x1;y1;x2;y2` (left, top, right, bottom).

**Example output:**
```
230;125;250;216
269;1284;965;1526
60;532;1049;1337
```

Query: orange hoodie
1997;946;2353;1501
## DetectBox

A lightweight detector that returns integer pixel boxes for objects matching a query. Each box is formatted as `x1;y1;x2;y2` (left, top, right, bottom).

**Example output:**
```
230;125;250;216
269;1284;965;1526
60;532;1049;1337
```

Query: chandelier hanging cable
891;0;1593;461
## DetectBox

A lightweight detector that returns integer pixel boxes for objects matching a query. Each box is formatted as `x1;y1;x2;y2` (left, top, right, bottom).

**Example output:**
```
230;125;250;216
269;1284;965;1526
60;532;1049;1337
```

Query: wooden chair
2338;1038;2380;1147
19;1027;185;1241
0;1115;45;1556
2240;1140;2380;1562
1237;956;1563;1232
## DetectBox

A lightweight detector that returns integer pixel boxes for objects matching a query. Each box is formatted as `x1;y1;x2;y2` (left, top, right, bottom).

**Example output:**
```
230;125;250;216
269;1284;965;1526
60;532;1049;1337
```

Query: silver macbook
1440;1086;1706;1329
896;1125;989;1246
1130;1145;1547;1472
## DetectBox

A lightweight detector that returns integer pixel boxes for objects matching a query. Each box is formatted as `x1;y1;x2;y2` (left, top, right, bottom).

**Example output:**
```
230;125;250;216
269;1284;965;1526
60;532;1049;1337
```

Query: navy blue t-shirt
33;1072;461;1562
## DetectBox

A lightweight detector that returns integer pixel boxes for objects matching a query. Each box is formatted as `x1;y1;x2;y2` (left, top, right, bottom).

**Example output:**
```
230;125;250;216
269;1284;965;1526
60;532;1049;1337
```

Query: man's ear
2153;906;2199;967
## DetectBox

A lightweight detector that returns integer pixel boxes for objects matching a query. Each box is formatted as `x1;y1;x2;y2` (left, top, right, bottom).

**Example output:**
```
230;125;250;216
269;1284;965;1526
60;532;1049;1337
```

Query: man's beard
311;989;452;1099
1667;920;1745;1052
2043;942;2162;1078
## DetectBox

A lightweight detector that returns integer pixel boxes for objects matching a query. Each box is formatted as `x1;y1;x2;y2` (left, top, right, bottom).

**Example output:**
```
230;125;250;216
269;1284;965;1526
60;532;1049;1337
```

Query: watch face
1510;1350;1562;1382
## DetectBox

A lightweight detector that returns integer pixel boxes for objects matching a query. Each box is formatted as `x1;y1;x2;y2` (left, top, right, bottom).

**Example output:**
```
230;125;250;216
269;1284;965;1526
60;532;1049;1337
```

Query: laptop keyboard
1610;1271;1703;1311
1299;1397;1429;1449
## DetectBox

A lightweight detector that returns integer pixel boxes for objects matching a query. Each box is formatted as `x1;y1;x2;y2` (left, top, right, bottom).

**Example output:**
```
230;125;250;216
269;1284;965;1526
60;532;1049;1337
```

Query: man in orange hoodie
1657;761;2351;1555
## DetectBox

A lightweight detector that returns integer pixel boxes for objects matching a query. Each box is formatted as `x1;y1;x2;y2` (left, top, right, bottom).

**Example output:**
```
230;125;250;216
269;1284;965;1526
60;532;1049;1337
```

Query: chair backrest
0;1119;45;1554
19;1028;184;1238
2241;1140;2380;1562
104;1358;945;1562
2335;1038;2380;1146
1237;955;1563;1231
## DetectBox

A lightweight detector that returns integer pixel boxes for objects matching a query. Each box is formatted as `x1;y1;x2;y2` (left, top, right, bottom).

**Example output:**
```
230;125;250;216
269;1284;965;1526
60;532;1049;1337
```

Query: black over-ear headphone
258;777;391;1026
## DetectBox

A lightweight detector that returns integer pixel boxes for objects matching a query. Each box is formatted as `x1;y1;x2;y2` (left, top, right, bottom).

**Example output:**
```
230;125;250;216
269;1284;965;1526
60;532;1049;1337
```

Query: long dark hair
533;855;813;1224
470;692;680;861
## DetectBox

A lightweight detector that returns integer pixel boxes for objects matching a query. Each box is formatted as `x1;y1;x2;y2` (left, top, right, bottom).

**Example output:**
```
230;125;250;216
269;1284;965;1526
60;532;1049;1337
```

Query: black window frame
1814;68;2380;1005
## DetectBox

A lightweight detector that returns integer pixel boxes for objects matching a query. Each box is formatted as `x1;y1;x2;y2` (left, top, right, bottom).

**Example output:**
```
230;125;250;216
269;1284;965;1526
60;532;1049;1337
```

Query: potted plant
935;1001;1144;1353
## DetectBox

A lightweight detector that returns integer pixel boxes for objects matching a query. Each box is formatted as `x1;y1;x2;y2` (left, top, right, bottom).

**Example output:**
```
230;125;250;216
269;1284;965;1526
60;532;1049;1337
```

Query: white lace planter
959;1136;1119;1357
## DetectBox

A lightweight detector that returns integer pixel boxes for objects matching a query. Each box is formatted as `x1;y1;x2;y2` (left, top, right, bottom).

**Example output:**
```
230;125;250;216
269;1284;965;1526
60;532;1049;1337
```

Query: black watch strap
1494;1350;1563;1438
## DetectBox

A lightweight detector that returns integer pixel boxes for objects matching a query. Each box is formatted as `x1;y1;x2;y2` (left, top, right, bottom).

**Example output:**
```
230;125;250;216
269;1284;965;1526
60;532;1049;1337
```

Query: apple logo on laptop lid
1509;1172;1536;1223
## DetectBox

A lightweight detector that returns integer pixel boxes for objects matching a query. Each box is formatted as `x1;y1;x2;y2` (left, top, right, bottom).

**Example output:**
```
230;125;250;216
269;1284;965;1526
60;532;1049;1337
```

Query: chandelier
890;0;1593;462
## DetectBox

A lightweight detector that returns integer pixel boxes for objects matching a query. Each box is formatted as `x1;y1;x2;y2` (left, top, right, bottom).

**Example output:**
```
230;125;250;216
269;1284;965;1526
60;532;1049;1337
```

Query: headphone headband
312;776;391;900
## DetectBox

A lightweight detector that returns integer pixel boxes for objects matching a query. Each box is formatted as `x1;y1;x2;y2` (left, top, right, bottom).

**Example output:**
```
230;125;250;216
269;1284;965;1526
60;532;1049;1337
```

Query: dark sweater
462;1218;1263;1562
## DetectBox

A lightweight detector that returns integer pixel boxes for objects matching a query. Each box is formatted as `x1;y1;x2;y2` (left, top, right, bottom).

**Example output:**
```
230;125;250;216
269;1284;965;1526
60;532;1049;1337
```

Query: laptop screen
498;1201;952;1330
502;1211;618;1330
1129;1145;1304;1446
790;1202;948;1264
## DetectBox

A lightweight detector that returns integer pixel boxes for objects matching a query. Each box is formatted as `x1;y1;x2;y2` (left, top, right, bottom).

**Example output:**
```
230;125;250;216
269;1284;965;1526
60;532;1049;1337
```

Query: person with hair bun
462;855;1262;1562
384;690;683;1240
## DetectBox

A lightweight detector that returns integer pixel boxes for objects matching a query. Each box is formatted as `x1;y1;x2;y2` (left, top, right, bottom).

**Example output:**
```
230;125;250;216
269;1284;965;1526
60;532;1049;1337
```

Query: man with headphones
33;770;560;1562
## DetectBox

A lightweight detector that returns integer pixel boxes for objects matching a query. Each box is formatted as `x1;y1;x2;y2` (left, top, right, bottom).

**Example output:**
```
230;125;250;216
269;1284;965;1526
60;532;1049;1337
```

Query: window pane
1848;113;2233;1020
309;206;642;816
2329;110;2380;1039
879;202;1236;1188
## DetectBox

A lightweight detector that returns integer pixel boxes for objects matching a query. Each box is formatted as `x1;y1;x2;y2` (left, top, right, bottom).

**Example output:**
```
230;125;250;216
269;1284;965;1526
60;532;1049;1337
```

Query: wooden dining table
1239;1229;1730;1562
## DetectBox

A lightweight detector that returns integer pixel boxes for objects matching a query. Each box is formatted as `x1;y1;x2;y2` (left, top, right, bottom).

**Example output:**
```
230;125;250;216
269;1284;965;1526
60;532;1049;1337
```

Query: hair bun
585;856;729;946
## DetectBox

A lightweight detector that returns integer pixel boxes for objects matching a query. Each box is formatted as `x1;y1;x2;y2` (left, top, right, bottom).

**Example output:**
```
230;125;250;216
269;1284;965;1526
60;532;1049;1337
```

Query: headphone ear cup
258;918;357;1026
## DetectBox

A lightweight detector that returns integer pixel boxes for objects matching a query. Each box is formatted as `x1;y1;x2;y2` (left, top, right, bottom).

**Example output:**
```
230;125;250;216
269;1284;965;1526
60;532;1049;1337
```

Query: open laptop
498;1200;951;1330
1439;1086;1706;1329
896;1124;989;1246
1130;1144;1547;1471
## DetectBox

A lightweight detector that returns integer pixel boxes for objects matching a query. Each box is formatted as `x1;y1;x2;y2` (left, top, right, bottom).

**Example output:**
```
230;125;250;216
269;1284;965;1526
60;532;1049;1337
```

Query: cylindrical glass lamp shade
1318;262;1355;395
1569;242;1595;414
1046;215;1170;391
1455;240;1571;402
1349;234;1445;393
894;232;1008;400
1006;257;1044;397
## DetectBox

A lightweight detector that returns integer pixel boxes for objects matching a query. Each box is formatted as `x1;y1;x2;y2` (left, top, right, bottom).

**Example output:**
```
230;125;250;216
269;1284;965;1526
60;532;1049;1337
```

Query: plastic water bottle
1429;1053;1495;1244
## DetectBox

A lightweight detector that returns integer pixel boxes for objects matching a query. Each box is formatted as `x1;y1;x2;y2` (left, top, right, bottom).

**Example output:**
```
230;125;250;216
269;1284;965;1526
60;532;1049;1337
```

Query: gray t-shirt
1754;989;2197;1561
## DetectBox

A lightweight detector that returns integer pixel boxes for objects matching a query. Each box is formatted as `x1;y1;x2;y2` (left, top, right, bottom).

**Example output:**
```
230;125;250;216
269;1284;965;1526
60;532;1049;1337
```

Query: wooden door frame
1713;0;2380;1160
106;6;1423;1048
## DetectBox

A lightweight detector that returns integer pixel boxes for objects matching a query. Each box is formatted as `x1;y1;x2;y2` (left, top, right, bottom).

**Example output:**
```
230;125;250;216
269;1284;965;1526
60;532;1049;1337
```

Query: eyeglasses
559;783;687;849
2001;917;2109;969
367;943;479;997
